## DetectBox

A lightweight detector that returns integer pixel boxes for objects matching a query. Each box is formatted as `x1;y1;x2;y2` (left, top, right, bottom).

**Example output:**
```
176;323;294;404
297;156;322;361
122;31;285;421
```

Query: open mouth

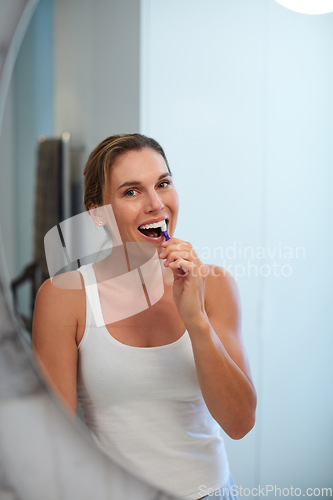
137;219;168;239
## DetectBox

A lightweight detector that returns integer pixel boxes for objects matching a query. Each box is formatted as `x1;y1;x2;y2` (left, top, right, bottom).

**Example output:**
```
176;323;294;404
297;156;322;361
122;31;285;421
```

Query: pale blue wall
13;0;54;277
54;0;140;153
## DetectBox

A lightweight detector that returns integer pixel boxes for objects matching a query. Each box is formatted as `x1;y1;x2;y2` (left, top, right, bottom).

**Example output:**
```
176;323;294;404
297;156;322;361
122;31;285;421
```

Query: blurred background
0;0;332;495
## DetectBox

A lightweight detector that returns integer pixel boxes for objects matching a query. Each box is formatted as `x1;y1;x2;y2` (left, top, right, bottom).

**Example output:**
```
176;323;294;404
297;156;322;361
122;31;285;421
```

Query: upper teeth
139;220;167;230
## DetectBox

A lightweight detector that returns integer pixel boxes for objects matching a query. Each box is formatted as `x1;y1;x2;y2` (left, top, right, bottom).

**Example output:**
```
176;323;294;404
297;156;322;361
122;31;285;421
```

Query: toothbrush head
161;220;170;240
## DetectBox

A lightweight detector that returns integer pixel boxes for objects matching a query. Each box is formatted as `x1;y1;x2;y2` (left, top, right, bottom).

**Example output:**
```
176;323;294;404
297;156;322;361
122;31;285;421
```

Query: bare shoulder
204;265;241;330
205;264;239;288
36;270;84;299
34;270;85;326
205;265;240;306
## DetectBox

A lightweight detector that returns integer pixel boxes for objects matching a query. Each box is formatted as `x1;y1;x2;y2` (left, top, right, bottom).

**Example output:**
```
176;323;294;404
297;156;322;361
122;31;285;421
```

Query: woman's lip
137;218;169;230
138;216;168;226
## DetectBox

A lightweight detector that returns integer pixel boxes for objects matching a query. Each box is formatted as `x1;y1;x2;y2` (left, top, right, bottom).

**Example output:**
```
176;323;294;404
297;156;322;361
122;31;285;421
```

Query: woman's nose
144;189;164;212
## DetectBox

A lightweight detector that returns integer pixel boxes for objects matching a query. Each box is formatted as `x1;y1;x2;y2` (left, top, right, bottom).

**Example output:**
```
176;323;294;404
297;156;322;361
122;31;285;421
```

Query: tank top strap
78;264;105;330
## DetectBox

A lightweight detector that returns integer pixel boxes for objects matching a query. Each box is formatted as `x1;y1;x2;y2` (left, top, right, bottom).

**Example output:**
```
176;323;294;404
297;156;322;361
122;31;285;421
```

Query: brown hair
83;133;171;210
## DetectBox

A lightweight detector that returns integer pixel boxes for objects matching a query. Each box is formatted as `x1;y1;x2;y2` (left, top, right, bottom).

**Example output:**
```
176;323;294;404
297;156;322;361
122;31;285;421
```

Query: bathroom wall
0;0;53;288
54;0;141;155
0;85;15;279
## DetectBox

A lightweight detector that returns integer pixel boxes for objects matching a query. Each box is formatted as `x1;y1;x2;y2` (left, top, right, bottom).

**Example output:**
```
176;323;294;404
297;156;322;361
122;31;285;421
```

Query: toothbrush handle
161;230;170;241
161;230;185;273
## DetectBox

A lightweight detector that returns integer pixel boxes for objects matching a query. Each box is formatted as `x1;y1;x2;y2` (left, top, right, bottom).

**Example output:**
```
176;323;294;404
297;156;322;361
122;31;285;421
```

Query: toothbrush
161;220;185;272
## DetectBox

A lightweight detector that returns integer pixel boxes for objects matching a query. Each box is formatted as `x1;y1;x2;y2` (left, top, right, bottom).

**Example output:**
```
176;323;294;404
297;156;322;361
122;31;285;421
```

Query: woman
32;134;256;499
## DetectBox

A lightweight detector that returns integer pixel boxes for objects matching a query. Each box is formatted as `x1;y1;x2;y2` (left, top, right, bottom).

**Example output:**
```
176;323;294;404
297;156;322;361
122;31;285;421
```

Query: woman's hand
159;238;209;327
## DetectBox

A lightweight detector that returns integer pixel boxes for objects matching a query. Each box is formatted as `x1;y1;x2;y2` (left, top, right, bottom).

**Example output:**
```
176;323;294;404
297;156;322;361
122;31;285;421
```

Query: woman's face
104;147;179;252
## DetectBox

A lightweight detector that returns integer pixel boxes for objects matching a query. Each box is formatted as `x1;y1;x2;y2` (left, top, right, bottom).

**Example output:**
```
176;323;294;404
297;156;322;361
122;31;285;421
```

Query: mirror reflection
32;135;256;499
0;0;332;498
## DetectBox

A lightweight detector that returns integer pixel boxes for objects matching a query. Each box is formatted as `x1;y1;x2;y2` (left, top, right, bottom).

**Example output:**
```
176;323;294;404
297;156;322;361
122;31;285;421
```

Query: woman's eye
158;180;170;188
124;189;137;197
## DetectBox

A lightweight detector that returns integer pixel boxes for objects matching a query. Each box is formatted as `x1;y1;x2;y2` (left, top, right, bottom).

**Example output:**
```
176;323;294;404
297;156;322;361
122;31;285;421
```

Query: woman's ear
88;203;105;227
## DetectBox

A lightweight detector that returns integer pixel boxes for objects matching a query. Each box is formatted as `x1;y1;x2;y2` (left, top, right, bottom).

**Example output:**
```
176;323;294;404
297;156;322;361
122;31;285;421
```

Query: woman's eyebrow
116;172;171;191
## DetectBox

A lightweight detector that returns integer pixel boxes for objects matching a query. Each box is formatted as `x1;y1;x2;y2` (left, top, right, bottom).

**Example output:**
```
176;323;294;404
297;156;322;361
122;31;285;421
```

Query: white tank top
77;264;230;499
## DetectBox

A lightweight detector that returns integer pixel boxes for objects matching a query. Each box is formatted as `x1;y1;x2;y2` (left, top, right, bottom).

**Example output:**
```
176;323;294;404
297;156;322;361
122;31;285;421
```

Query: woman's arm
187;267;256;440
160;240;257;439
32;277;80;417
